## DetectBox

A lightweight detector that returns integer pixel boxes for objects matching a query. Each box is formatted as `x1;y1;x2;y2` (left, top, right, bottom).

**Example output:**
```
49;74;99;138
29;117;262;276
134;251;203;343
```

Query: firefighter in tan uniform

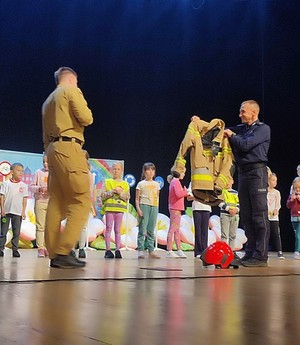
42;67;93;268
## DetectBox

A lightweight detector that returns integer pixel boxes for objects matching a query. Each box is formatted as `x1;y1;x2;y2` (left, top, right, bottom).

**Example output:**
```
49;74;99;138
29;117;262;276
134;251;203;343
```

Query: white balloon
180;214;193;228
121;226;138;248
121;234;137;249
209;215;221;229
208;230;217;245
156;213;170;231
236;228;247;243
20;220;36;241
180;225;195;245
211;226;221;241
87;218;105;241
157;229;168;245
234;240;243;251
5;231;12;245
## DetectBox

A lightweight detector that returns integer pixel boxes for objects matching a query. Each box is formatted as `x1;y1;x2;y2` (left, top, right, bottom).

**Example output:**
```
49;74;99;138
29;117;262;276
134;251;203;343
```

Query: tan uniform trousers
34;201;48;249
45;140;91;259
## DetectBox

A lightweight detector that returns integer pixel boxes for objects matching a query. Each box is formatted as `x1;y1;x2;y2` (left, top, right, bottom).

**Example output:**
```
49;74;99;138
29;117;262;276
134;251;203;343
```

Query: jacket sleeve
69;88;93;126
214;136;234;192
230;124;270;153
172;118;206;173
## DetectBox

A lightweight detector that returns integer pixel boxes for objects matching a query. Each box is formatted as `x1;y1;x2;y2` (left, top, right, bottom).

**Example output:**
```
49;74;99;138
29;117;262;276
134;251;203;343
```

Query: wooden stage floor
1;249;300;345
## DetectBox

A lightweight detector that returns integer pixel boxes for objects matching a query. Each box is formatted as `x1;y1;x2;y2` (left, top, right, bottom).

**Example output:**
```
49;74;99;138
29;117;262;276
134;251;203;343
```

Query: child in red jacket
286;177;300;260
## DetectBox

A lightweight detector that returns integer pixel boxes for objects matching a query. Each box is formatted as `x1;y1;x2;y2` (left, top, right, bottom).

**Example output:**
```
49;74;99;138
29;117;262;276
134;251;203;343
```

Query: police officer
224;100;270;267
42;67;93;268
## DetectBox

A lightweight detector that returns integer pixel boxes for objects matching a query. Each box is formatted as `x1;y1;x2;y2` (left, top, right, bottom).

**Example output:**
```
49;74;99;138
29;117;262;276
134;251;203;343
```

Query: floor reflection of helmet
200;241;239;269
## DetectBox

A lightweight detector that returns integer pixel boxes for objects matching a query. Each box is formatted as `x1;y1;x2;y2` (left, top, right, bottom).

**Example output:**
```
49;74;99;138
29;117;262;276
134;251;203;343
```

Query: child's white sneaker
177;250;187;258
166;250;179;258
294;252;300;260
138;251;145;259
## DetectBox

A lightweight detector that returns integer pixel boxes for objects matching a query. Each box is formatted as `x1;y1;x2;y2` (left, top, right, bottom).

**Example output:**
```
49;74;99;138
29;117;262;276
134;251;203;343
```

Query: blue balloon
124;174;136;187
155;176;164;189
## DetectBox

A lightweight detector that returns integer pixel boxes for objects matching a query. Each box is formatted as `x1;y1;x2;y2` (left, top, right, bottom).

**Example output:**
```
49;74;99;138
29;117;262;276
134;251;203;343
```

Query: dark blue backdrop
1;0;299;250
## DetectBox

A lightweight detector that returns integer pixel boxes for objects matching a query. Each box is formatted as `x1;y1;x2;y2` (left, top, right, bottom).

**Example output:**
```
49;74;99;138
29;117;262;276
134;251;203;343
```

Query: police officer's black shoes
241;258;268;267
0;250;4;257
50;254;86;268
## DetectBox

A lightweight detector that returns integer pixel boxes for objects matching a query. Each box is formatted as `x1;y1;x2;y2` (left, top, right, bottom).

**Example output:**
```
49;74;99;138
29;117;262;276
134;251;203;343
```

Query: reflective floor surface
1;249;300;345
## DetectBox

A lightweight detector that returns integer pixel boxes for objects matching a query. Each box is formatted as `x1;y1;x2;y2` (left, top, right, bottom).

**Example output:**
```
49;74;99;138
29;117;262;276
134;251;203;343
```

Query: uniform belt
51;136;82;145
238;162;266;172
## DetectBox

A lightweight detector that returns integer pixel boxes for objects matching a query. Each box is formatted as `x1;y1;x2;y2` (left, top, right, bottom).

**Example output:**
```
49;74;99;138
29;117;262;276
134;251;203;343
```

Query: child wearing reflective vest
101;162;130;259
218;177;239;250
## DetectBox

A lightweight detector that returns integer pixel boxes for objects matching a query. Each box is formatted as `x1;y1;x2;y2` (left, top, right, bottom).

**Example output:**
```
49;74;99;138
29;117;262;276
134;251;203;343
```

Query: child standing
30;154;49;257
267;173;284;259
101;162;130;259
187;183;211;258
218;177;239;251
0;163;28;257
286;176;300;260
166;170;188;258
136;162;160;259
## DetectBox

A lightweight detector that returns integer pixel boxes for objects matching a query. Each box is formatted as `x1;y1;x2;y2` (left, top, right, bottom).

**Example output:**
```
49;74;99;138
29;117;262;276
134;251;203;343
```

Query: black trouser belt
52;136;82;145
238;162;266;172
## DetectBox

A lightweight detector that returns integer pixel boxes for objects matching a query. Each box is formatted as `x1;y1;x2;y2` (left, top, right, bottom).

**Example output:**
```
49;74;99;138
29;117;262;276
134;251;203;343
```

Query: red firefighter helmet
200;241;238;268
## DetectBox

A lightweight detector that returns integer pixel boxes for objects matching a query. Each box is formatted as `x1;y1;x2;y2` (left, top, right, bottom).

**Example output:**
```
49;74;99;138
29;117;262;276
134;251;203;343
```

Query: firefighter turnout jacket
172;117;234;206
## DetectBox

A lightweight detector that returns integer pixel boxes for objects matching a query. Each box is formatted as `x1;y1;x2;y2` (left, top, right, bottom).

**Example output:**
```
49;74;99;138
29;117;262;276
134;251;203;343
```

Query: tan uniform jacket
172;118;234;206
42;85;93;150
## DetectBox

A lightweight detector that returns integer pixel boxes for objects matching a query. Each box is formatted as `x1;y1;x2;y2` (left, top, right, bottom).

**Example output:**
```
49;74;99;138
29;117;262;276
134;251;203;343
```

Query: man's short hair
242;100;260;114
54;67;77;85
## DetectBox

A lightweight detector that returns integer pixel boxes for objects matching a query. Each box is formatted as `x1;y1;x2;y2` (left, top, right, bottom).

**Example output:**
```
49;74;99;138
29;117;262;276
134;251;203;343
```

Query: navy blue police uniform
229;120;271;262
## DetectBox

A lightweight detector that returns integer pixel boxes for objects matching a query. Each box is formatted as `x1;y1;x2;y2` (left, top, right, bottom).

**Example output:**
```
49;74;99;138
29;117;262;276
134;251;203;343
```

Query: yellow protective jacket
101;179;130;213
172;118;234;206
219;189;240;214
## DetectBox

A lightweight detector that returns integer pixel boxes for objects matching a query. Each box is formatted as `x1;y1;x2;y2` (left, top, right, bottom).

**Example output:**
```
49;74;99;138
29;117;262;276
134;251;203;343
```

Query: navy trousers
238;165;270;261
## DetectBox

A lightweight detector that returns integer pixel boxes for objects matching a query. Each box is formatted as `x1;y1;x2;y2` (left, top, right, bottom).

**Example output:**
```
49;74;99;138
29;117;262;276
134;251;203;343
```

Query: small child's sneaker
115;250;122;259
138;251;145;259
12;250;20;258
294;252;300;260
38;248;45;258
277;252;285;260
149;251;160;259
104;250;114;259
177;250;187;258
166;250;179;258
